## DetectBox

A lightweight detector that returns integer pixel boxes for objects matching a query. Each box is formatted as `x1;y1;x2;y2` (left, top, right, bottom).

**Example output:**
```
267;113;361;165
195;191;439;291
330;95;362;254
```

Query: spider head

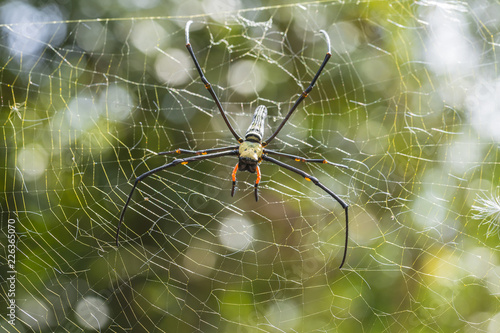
238;141;263;173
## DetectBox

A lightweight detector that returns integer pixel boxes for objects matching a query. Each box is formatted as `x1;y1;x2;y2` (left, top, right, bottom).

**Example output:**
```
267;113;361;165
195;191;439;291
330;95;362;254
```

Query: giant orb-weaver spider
116;21;349;269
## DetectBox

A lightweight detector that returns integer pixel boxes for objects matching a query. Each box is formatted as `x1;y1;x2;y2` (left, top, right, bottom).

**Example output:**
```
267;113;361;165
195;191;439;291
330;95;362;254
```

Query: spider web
1;1;500;332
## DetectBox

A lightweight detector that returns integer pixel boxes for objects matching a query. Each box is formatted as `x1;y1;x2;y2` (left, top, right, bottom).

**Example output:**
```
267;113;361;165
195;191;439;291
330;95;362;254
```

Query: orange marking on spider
231;164;238;182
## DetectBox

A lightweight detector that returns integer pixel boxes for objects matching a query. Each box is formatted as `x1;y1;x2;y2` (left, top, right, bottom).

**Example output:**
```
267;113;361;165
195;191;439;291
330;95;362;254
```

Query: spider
116;21;349;269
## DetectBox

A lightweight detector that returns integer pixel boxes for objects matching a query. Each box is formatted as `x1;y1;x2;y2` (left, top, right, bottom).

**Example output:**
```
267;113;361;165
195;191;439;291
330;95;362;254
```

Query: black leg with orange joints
115;149;238;247
185;21;243;144
157;146;239;156
264;149;348;169
262;154;349;269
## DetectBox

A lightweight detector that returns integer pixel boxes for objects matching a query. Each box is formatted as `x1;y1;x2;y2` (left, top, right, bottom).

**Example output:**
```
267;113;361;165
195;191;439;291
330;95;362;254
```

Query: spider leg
263;30;332;146
185;21;243;143
158;146;239;156
254;165;261;202
264;149;348;169
262;154;348;269
231;163;238;197
116;149;238;246
231;164;261;202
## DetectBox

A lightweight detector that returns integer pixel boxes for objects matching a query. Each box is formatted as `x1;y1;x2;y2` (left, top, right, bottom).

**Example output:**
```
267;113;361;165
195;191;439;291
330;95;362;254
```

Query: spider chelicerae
116;21;349;269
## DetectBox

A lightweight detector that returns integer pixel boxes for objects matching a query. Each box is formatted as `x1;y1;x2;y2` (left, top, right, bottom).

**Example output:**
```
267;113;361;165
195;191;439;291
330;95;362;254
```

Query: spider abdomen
245;105;267;143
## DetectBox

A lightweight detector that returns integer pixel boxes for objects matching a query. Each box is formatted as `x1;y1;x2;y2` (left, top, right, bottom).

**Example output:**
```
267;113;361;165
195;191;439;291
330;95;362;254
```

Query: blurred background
1;0;500;332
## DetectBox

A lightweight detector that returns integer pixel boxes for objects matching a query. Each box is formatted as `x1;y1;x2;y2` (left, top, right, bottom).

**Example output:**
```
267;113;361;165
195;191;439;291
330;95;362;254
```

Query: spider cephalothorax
237;141;262;172
116;21;350;269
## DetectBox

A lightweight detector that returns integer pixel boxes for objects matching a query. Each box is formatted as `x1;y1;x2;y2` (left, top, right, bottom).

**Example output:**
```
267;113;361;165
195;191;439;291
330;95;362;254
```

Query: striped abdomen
245;105;267;143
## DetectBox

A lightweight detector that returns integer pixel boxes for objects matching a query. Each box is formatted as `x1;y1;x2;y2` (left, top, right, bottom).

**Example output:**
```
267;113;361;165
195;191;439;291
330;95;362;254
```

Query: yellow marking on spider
202;152;207;155
181;161;188;165
295;158;300;161
305;177;311;181
175;149;181;153
322;160;327;164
